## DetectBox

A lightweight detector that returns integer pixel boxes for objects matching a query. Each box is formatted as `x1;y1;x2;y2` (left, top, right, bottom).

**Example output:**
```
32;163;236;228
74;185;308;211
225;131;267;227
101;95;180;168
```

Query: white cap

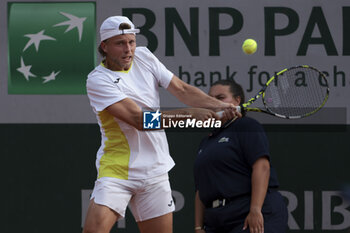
100;16;140;42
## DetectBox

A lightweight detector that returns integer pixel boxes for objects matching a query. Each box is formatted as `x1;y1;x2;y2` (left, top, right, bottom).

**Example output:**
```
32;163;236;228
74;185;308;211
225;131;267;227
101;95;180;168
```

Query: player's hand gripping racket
217;65;329;119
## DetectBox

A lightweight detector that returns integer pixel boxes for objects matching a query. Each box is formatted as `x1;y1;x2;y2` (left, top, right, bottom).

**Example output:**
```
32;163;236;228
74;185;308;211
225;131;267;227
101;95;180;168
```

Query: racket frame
241;65;330;119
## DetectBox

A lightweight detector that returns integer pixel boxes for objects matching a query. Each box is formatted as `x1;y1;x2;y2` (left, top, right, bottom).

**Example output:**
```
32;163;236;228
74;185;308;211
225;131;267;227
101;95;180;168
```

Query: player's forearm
167;75;231;110
106;98;145;130
250;158;270;212
177;84;225;109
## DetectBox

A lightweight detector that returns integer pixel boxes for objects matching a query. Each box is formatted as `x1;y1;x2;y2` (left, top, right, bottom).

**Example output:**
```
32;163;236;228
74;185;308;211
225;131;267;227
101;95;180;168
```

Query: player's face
209;84;241;105
101;34;136;71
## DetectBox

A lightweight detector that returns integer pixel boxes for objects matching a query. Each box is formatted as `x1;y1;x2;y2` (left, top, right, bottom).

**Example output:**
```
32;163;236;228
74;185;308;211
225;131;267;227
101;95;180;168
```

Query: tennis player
83;16;238;233
194;80;287;233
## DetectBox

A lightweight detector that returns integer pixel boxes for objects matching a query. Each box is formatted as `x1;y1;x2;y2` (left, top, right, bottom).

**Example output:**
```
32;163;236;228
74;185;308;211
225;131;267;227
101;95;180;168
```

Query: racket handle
216;106;241;118
216;111;224;118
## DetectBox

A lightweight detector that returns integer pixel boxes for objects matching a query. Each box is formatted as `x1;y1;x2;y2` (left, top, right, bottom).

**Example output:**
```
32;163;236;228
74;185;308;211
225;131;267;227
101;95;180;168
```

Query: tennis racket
217;65;329;119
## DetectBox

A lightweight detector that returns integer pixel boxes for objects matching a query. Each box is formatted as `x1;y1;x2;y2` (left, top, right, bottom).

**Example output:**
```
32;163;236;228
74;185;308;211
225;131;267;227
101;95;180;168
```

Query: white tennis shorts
90;173;175;222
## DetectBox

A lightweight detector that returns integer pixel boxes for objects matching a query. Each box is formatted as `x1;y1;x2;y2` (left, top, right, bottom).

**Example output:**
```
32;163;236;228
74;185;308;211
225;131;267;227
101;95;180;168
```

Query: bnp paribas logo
8;2;96;94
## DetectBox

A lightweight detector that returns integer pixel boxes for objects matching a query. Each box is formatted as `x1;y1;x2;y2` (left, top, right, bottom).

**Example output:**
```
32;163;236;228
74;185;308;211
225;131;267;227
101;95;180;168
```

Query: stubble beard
110;56;132;71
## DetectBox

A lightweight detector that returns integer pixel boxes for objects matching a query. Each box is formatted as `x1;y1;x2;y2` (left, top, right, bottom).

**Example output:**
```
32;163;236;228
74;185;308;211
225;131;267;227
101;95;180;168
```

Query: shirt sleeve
237;118;270;166
135;47;173;88
86;71;127;112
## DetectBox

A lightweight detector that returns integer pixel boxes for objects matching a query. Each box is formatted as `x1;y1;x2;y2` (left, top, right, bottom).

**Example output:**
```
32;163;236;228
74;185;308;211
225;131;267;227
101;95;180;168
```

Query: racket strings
263;67;328;117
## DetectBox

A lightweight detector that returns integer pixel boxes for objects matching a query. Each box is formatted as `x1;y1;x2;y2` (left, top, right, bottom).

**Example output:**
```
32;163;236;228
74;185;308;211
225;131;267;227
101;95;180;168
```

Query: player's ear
100;41;107;53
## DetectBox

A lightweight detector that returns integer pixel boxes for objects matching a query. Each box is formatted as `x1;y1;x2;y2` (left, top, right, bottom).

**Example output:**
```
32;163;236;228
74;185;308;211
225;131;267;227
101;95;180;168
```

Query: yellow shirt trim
101;60;132;73
98;109;131;179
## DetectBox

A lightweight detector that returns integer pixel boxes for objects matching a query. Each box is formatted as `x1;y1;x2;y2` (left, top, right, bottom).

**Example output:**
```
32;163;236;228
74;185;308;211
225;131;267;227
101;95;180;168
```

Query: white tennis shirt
86;47;175;180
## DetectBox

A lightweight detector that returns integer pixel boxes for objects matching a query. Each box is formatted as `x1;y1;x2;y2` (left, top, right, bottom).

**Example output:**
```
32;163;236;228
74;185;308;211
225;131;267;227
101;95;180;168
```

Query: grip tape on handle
216;106;241;118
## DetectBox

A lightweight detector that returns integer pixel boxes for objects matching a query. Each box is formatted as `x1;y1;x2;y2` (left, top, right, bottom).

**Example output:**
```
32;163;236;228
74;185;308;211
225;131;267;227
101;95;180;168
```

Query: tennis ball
242;39;257;54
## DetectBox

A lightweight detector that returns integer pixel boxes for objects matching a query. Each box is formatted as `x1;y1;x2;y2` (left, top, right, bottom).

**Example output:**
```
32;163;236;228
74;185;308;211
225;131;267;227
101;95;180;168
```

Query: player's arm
243;157;270;232
194;191;205;233
106;98;219;130
167;75;235;111
106;98;144;130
